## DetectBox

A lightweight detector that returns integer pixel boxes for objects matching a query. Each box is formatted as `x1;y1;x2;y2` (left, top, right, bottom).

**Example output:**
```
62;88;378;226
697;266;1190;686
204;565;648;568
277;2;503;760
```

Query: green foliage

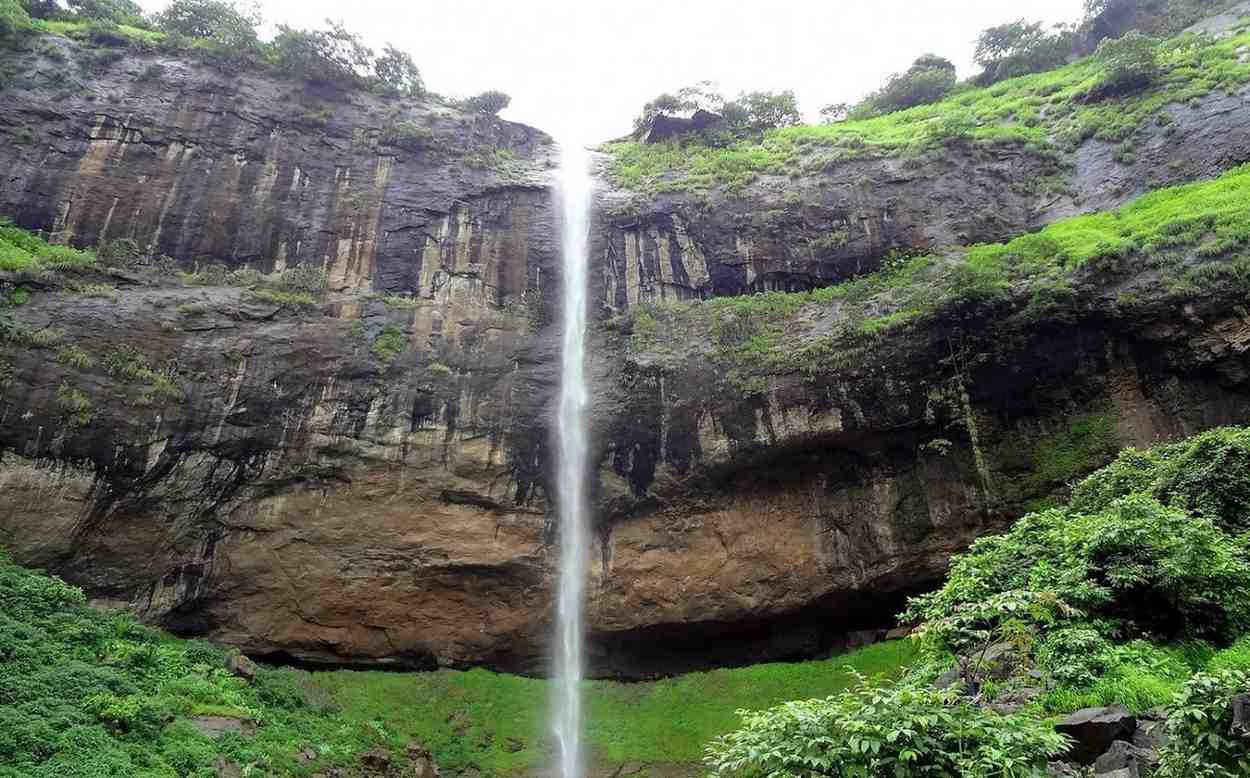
104;346;182;405
371;324;407;370
1026;412;1119;489
0;221;95;273
853;53;958;119
383;120;437;151
154;0;259;41
1071;427;1250;534
456;90;511;115
0;550;919;776
1093;30;1162;95
54;382;93;427
909;494;1250;653
1157;670;1250;777
706;675;1069;778
603;27;1250;194
0;0;32;40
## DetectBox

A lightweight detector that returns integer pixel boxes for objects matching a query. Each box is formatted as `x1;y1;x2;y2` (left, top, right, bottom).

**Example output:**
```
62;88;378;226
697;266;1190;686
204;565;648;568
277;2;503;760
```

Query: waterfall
552;138;592;778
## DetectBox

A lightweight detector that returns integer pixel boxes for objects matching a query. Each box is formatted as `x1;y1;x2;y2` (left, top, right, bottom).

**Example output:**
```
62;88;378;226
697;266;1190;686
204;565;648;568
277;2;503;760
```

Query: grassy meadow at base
306;639;919;773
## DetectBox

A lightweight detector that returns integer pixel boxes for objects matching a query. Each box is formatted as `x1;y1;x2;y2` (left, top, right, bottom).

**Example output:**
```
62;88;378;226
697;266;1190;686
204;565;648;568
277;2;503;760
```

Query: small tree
855;54;957;117
155;0;260;44
457;90;511;115
721;90;802;135
974;19;1075;83
1093;30;1160;95
372;44;423;98
272;20;373;88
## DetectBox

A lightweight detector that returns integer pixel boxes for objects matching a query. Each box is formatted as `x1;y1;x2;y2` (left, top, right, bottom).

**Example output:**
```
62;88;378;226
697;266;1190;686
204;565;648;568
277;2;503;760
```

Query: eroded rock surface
3;34;1250;677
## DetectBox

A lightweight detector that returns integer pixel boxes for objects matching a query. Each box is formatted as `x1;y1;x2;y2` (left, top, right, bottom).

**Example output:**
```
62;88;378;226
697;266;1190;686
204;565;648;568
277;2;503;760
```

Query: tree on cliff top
271;19;373;88
456;90;511;115
850;53;958;118
974;18;1075;84
155;0;261;44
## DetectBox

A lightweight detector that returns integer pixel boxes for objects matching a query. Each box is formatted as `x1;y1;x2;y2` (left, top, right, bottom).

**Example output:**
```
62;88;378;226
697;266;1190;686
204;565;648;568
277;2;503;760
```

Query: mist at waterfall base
552;138;592;778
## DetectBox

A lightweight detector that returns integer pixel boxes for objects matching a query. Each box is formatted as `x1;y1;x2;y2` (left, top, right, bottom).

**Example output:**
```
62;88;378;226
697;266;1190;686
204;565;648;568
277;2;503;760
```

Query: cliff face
4;31;1250;678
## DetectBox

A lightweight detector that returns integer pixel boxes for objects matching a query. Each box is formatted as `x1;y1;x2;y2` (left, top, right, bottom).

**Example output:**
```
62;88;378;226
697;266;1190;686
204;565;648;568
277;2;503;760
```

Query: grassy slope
602;21;1250;194
0;550;916;777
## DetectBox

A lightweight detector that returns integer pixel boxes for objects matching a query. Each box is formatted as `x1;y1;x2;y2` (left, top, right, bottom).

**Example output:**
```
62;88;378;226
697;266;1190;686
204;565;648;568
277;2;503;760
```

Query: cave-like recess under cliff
3;29;1250;678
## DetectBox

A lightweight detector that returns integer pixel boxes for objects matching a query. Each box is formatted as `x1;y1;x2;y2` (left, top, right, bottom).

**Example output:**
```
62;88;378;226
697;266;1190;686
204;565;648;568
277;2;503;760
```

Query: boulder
1232;693;1250;735
406;742;440;778
188;715;255;740
1055;706;1137;765
1131;718;1168;753
225;654;258;683
1094;740;1155;777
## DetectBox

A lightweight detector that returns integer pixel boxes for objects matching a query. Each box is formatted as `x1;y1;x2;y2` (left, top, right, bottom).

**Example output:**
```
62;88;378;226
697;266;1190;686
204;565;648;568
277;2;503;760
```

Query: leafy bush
705;675;1069;777
154;0;258;40
456;89;511;115
908;495;1250;654
1071;427;1250;534
1093;31;1161;96
1157;670;1250;777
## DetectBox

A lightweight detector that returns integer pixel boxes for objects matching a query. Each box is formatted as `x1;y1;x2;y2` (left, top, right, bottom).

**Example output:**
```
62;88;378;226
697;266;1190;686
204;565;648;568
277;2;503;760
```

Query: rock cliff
3;29;1250;678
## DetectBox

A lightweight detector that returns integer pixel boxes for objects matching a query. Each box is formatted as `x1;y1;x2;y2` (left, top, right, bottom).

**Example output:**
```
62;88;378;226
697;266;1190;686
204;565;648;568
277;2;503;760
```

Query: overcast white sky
135;0;1087;142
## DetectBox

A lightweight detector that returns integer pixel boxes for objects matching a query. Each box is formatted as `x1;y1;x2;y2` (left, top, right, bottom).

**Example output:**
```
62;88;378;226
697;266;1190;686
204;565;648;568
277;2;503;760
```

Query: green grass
305;640;918;773
0;221;95;273
0;550;918;777
32;19;165;45
602;28;1250;194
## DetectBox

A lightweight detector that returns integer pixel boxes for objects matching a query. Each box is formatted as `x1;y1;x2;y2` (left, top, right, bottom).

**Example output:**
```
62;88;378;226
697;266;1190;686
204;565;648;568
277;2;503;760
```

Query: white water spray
552;138;592;778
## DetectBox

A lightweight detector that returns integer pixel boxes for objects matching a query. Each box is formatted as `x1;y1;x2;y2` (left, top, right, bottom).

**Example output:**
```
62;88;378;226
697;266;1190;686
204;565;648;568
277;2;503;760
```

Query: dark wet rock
1057;706;1137;765
1232;692;1250;735
1094;739;1158;777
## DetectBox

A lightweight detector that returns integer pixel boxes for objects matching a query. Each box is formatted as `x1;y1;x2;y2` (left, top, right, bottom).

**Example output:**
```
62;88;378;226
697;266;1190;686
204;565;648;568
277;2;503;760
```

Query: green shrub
456;90;511;115
1071;427;1250;534
908;495;1250;652
705;676;1069;777
1158;670;1250;777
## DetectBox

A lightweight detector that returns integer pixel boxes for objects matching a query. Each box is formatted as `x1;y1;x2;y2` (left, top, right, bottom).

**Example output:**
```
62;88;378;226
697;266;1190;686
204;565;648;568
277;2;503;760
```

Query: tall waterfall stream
552;139;592;778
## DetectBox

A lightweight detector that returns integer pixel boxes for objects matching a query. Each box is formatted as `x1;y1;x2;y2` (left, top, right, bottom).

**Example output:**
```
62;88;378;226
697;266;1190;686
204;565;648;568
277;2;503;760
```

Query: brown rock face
3;35;1250;678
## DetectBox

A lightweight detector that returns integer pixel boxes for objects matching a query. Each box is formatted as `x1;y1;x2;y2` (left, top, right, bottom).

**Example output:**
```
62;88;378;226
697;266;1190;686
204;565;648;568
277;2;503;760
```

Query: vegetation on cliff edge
603;20;1250;194
627;162;1250;390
